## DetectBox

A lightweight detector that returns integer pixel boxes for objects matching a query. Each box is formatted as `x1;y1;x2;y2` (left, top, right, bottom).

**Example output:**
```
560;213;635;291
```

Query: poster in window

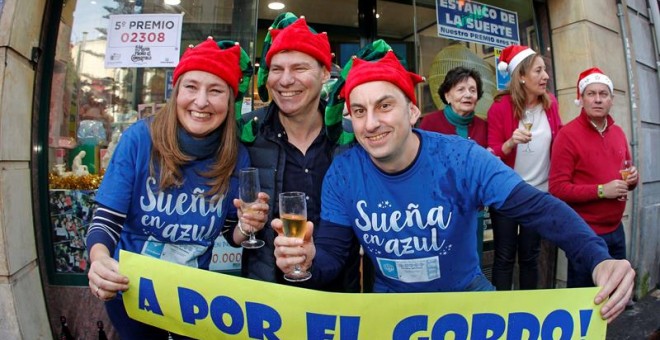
49;190;96;274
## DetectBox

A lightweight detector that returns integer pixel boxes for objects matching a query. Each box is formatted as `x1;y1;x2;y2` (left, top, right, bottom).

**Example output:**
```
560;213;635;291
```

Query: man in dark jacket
224;13;362;292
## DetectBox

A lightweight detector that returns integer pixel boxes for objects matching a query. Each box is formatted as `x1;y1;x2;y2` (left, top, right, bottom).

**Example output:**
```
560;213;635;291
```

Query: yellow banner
120;250;606;339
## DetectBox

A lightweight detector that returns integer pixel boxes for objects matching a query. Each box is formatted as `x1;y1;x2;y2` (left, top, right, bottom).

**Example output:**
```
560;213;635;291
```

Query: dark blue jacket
227;101;363;292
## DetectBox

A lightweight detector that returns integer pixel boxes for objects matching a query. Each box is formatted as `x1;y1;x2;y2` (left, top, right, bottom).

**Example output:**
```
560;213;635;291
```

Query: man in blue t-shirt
272;49;635;323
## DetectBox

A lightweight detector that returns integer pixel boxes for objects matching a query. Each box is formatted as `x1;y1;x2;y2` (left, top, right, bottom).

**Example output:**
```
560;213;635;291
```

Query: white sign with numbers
105;13;183;68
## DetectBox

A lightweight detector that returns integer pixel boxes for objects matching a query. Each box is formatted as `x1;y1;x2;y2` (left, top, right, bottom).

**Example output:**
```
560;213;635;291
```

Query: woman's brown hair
494;53;551;120
148;78;238;200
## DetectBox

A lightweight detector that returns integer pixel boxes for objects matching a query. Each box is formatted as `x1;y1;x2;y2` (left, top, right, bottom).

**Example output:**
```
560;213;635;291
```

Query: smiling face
176;70;230;138
348;81;420;173
444;77;478;116
582;83;613;121
520;56;549;98
266;50;330;118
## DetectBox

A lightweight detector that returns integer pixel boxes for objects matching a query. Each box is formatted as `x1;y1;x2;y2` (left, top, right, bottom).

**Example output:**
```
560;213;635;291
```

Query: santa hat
574;67;614;105
497;45;536;75
265;17;332;71
173;37;243;95
341;50;424;108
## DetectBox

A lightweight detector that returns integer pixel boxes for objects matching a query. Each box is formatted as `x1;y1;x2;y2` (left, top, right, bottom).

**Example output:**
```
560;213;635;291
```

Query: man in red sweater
549;67;639;287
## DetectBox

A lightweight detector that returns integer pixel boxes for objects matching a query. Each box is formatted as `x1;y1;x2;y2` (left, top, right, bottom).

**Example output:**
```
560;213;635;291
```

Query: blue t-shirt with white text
96;119;249;269
321;130;521;292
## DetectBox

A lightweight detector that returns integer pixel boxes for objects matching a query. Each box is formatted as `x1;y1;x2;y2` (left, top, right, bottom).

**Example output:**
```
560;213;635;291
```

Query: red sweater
548;110;632;235
487;94;562;168
419;109;488;148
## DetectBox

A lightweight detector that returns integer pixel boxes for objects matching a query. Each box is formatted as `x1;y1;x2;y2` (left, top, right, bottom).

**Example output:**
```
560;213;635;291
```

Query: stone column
0;0;52;338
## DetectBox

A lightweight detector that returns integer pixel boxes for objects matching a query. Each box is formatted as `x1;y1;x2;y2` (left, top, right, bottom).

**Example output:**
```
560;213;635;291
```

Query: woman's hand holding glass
504;128;532;154
521;110;534;152
234;167;270;249
233;192;270;247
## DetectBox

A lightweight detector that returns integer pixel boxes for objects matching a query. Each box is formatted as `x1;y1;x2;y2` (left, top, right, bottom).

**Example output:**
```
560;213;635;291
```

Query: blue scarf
443;105;474;139
177;126;222;159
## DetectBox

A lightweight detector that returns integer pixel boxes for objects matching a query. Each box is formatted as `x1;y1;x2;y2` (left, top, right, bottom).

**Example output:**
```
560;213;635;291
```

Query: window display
45;0;258;284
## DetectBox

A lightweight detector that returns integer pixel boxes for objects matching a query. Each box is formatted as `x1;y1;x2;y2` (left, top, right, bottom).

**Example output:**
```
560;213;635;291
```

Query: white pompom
497;62;508;74
574;99;581;106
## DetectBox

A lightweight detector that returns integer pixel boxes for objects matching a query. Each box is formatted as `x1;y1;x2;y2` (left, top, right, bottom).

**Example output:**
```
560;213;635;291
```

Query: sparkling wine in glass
618;159;632;201
522;110;534;152
239;167;265;249
279;191;311;282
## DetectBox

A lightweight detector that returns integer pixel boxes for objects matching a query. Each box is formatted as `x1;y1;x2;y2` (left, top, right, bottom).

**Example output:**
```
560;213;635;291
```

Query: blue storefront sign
436;0;520;49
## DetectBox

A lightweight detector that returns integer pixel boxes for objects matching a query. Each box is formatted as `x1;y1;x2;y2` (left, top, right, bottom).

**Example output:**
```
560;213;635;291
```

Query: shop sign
436;0;519;49
105;13;183;68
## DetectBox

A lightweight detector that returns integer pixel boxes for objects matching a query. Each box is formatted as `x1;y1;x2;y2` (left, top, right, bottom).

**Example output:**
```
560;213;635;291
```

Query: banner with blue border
120;250;607;339
436;0;520;49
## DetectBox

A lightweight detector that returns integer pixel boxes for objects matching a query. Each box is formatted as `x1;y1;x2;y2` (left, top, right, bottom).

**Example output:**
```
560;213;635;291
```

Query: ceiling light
268;2;285;10
164;0;181;5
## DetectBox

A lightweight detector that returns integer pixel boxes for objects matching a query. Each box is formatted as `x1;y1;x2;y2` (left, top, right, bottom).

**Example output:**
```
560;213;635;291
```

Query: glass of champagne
618;159;632;201
279;191;312;282
239;167;265;249
522;110;534;152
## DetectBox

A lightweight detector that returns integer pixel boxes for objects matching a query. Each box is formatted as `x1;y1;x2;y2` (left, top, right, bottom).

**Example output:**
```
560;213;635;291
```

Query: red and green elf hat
257;12;329;103
325;39;417;145
174;38;244;95
174;38;254;142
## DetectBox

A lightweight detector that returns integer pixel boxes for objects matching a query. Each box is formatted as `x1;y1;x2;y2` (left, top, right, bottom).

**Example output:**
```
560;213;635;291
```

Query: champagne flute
618;159;632;201
521;110;533;152
239;167;265;249
279;191;312;282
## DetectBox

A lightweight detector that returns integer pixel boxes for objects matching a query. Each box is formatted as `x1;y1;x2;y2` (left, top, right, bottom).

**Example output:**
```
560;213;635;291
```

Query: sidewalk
607;289;660;339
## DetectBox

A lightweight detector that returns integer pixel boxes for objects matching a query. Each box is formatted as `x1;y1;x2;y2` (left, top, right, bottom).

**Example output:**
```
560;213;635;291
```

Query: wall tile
0;282;21;339
13;266;51;339
0;50;34;162
0;0;16;47
551;24;592;91
549;0;585;29
4;0;46;59
0;163;37;276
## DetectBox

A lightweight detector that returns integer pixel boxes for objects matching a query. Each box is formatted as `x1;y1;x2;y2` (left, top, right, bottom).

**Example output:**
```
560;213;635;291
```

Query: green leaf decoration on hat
325;39;399;145
256;12;305;103
217;40;256;143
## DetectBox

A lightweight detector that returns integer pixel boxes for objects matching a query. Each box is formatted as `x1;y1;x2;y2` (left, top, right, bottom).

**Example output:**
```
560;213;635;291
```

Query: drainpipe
647;0;660;290
615;1;640;273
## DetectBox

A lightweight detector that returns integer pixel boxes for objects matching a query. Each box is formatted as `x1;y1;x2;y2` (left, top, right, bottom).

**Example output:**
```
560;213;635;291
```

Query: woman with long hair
487;45;562;291
85;38;269;338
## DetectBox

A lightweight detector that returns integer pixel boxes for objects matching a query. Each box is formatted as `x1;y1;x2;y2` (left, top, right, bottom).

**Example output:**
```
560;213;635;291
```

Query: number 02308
121;32;165;43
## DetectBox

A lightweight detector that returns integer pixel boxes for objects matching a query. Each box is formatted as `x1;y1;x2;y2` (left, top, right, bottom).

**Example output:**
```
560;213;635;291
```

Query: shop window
44;0;258;285
412;0;544;119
